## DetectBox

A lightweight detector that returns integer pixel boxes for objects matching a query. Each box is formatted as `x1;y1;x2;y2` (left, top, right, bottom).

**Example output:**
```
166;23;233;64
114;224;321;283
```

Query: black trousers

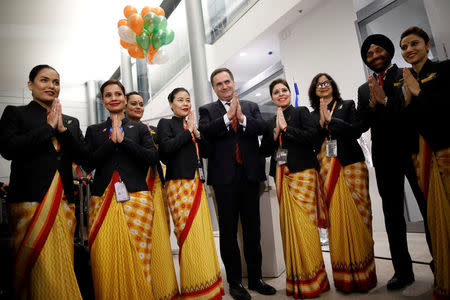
373;150;432;277
212;166;262;286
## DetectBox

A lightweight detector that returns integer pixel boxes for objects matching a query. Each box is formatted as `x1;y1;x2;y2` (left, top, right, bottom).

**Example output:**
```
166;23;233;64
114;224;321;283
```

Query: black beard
368;56;391;73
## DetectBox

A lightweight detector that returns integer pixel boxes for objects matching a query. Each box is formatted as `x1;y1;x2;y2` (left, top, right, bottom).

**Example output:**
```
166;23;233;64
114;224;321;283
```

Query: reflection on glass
201;0;256;43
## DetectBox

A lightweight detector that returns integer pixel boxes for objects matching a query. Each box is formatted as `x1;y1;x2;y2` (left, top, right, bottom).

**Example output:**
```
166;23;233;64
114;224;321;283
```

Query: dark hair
308;73;342;110
29;64;59;82
100;79;125;97
269;78;290;95
210;68;234;86
168;87;189;103
125;91;141;101
400;26;430;46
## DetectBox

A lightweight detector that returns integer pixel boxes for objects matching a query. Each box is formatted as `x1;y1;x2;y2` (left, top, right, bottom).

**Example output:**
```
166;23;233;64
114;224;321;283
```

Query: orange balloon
141;6;152;18
128;13;144;35
128;44;145;59
120;39;132;49
117;19;128;28
124;5;137;18
150;7;165;16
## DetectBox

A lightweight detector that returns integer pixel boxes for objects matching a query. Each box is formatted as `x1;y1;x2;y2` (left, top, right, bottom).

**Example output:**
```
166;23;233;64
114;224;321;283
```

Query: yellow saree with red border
318;139;376;292
275;165;330;299
147;168;180;300
165;173;224;299
8;171;82;299
88;171;155;300
412;136;449;300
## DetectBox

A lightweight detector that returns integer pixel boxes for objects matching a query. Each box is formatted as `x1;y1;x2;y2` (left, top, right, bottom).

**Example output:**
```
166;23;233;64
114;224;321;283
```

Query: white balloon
118;26;136;44
152;49;169;64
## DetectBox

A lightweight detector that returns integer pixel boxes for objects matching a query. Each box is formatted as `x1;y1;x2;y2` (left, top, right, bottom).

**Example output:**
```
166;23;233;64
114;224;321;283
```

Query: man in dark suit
198;68;276;300
357;34;431;290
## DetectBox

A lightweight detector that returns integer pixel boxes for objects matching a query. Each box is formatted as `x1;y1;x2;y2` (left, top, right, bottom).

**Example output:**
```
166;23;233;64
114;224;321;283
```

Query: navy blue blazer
260;105;318;177
157;116;206;181
0;101;85;203
84;118;158;196
311;100;365;166
198;100;266;185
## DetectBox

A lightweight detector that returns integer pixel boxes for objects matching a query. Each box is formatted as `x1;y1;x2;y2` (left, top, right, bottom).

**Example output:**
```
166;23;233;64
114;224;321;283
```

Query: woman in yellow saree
400;26;450;300
125;91;180;299
157;88;224;299
260;79;330;299
0;65;83;299
84;80;159;300
309;73;376;292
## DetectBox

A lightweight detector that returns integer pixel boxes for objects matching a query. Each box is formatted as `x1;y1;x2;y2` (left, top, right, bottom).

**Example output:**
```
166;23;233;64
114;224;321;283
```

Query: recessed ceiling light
255;93;261;96
240;52;247;57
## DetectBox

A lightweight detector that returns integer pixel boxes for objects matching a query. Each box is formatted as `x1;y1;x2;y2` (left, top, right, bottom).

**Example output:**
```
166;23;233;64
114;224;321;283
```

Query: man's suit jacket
157;116;207;181
84;118;158;196
260;105;318;177
198;100;266;185
311;100;365;166
357;64;416;160
0;101;85;203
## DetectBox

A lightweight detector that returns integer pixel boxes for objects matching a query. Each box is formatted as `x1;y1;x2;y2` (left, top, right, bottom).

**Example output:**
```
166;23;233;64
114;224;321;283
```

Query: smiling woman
83;79;160;300
0;64;85;299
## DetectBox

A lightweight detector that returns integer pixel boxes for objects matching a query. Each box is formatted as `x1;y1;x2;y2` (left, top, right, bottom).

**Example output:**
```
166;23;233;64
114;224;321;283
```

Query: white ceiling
0;0;160;93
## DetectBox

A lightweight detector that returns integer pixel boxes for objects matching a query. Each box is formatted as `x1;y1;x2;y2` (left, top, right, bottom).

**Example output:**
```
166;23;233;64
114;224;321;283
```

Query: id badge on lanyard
115;180;130;202
275;148;288;165
197;160;206;183
326;139;337;157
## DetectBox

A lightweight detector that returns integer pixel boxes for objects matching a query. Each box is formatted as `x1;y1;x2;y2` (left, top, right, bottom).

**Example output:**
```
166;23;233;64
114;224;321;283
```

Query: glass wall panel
201;0;258;44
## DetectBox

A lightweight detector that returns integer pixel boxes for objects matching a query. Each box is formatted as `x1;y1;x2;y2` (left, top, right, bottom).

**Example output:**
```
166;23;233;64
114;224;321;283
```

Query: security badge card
115;180;130;202
275;148;288;165
326;139;337;157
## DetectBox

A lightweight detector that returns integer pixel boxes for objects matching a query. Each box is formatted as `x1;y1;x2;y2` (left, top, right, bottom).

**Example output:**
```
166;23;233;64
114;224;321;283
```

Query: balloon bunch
118;5;175;64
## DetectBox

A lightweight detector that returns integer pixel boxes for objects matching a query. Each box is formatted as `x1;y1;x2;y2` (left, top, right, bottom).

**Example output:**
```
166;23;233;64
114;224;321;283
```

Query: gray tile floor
173;232;434;299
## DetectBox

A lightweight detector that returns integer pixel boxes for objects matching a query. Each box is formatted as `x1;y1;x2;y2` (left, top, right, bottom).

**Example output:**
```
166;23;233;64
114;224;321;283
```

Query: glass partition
201;0;258;44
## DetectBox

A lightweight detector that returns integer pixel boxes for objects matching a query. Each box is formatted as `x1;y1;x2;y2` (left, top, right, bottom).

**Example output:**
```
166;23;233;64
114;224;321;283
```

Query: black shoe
387;274;415;290
229;283;251;300
248;279;277;295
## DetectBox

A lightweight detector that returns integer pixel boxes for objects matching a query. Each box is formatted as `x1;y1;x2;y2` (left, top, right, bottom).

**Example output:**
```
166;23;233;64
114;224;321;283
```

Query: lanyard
184;125;201;162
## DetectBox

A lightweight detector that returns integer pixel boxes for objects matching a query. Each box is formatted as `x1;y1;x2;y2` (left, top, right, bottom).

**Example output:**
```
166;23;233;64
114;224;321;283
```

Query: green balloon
156;16;167;31
156;29;167;44
152;34;163;50
136;31;150;51
164;29;174;45
143;12;157;27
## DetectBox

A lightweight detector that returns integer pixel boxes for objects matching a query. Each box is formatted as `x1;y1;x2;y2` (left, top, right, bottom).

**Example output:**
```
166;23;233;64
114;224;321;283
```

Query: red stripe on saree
88;170;120;248
14;171;63;291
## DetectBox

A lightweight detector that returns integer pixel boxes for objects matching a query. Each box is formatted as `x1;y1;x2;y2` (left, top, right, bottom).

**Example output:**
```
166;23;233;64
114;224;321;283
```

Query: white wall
280;0;366;108
424;0;450;61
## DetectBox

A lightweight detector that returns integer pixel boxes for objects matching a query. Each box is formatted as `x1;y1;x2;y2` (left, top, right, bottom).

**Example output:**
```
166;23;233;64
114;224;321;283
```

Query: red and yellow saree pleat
318;139;376;292
147;168;180;300
412;136;449;300
8;171;82;299
275;165;330;299
88;171;155;300
165;174;224;299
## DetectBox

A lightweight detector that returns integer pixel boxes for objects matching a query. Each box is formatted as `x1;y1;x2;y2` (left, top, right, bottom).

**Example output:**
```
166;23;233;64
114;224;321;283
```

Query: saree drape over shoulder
165;174;224;299
275;165;330;299
412;136;450;300
318;139;376;292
